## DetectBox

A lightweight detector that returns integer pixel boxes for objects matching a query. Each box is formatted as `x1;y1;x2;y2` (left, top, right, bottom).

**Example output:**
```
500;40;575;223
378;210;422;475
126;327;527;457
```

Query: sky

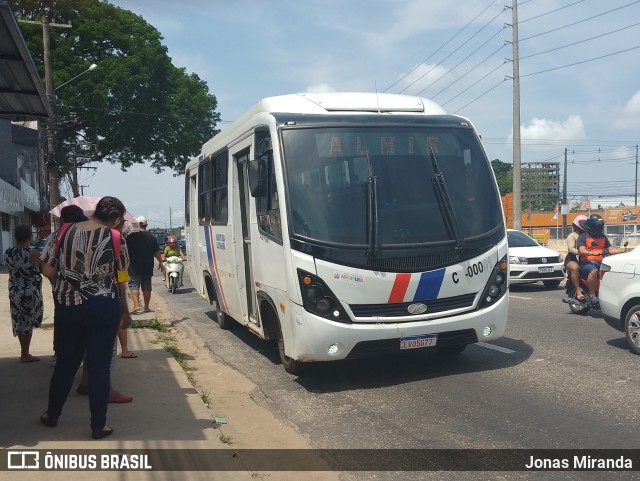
79;0;640;227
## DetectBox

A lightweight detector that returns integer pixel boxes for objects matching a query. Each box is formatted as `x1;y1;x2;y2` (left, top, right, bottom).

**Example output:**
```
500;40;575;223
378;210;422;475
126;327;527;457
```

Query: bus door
187;171;204;294
235;151;257;324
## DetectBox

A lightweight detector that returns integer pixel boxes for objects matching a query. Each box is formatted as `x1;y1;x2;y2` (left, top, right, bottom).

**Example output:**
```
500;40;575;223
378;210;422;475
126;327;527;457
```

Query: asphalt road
156;271;640;481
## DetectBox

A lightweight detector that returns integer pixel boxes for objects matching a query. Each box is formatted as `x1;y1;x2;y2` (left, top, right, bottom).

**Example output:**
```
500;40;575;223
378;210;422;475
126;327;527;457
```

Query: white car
507;229;565;288
599;247;640;354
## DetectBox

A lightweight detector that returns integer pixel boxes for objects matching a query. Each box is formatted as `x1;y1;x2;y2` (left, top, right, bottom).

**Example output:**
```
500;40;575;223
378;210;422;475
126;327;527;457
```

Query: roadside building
0;0;53;259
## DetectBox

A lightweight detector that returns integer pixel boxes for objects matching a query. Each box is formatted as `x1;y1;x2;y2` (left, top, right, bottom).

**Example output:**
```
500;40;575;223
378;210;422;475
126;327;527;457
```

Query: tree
11;0;220;201
490;159;512;196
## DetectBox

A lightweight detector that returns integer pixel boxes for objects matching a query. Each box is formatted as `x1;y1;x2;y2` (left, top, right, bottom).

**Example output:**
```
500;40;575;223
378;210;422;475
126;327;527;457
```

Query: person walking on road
126;216;164;314
38;196;131;439
4;224;44;363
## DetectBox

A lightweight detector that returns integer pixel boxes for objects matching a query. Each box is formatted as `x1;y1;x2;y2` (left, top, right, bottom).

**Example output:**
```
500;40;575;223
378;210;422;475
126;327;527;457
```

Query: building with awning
0;0;52;258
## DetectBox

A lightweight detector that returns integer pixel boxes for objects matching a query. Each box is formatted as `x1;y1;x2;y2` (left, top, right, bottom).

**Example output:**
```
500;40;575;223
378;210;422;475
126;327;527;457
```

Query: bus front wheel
276;322;304;375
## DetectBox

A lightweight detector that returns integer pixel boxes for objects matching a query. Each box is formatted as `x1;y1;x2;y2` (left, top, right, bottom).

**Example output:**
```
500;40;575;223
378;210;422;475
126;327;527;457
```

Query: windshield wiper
430;148;465;253
365;152;379;257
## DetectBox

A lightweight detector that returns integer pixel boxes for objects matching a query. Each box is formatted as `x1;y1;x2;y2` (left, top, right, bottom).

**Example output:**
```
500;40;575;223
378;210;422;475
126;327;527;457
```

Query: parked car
507;229;564;288
599;246;640;354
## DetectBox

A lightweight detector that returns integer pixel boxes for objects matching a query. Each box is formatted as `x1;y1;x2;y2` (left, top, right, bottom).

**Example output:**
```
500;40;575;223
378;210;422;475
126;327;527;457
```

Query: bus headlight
479;255;508;308
297;269;352;323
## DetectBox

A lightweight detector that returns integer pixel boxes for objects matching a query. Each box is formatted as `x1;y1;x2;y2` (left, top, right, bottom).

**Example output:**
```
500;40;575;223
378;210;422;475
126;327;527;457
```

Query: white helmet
136;216;147;226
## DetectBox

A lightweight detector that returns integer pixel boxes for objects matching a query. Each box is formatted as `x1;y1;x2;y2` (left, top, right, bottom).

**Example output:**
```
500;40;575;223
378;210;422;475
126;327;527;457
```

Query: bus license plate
538;266;554;273
400;334;437;350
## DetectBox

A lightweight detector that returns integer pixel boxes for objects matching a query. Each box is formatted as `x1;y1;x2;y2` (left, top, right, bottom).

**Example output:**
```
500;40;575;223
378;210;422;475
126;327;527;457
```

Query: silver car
507;229;565;288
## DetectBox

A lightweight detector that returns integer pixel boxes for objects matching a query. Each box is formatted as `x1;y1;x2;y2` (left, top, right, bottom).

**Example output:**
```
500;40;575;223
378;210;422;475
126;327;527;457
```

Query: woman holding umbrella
38;196;132;439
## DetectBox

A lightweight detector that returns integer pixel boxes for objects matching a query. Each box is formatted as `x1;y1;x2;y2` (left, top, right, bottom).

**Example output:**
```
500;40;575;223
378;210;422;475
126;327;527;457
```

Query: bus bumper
289;294;508;362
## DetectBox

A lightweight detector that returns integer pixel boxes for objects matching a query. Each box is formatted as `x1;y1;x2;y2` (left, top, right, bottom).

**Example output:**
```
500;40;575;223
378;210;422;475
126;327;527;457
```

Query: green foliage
490;159;513;196
11;0;220;177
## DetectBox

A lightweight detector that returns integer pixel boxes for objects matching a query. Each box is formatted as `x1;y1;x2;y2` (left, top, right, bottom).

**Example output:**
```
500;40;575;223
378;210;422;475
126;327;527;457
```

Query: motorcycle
164;256;184;294
562;241;628;315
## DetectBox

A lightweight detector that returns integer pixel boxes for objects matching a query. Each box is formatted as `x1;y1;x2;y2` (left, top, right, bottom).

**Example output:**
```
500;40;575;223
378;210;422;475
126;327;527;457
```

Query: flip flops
143;308;154;313
120;352;138;359
130;308;143;315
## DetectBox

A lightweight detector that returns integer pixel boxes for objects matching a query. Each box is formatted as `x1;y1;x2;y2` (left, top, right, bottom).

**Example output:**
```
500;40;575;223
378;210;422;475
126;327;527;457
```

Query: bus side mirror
249;159;267;197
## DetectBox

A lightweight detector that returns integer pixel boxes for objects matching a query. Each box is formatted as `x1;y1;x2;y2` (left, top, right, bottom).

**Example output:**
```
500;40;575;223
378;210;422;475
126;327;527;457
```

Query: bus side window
255;132;281;240
198;158;212;224
212;151;228;224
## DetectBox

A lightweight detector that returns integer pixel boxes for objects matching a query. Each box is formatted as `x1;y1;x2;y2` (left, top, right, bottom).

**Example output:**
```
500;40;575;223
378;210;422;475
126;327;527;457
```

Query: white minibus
185;92;508;373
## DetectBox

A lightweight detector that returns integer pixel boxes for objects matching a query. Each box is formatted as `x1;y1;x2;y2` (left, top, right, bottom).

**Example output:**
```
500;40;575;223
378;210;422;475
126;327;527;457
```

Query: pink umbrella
50;195;135;221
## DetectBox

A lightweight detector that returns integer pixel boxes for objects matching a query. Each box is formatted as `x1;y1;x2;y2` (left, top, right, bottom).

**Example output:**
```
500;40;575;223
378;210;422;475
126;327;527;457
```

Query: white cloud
623;91;640;114
517;115;586;143
612;91;640;130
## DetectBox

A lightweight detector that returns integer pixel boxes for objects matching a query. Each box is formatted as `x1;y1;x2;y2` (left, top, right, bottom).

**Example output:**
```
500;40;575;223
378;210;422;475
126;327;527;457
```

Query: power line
518;0;587;24
520;21;640;60
440;60;507;107
384;0;501;93
451;79;507;113
417;25;507;96
432;43;507;99
519;44;640;79
399;5;507;95
430;1;640;111
520;0;640;42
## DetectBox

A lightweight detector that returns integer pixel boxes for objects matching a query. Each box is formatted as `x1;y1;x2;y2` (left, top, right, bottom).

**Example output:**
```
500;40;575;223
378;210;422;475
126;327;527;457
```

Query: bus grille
349;293;476;318
365;253;460;271
346;329;479;359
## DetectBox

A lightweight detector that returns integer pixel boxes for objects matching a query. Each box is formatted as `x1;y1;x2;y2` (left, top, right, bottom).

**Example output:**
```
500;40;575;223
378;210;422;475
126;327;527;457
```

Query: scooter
562;241;627;315
164;256;184;294
562;268;598;315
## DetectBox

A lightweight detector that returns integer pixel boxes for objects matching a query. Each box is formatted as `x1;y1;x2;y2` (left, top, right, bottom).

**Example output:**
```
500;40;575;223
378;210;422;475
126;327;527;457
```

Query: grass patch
147;318;168;332
200;390;211;405
129;319;145;329
134;316;207;408
218;433;233;445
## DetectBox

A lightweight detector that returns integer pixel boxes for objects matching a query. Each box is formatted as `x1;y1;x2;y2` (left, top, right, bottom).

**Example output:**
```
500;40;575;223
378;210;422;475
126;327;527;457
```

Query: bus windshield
282;125;502;248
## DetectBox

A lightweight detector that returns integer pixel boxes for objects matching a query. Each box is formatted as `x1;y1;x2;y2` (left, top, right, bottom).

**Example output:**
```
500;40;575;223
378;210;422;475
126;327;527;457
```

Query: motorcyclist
577;214;625;305
565;214;587;301
162;236;185;287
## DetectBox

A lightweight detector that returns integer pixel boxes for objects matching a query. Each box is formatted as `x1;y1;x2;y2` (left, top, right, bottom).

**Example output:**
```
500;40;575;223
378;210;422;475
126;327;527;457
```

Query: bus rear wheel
216;305;235;330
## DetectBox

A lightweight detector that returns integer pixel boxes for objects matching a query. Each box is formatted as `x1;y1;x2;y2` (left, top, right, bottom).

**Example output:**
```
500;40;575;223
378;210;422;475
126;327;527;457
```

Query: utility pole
70;157;96;197
19;18;71;228
562;148;568;237
510;0;522;230
635;144;638;206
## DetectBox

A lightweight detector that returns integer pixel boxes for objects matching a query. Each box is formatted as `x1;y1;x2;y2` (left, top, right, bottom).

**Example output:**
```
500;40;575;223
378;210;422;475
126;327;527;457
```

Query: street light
54;63;97;92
